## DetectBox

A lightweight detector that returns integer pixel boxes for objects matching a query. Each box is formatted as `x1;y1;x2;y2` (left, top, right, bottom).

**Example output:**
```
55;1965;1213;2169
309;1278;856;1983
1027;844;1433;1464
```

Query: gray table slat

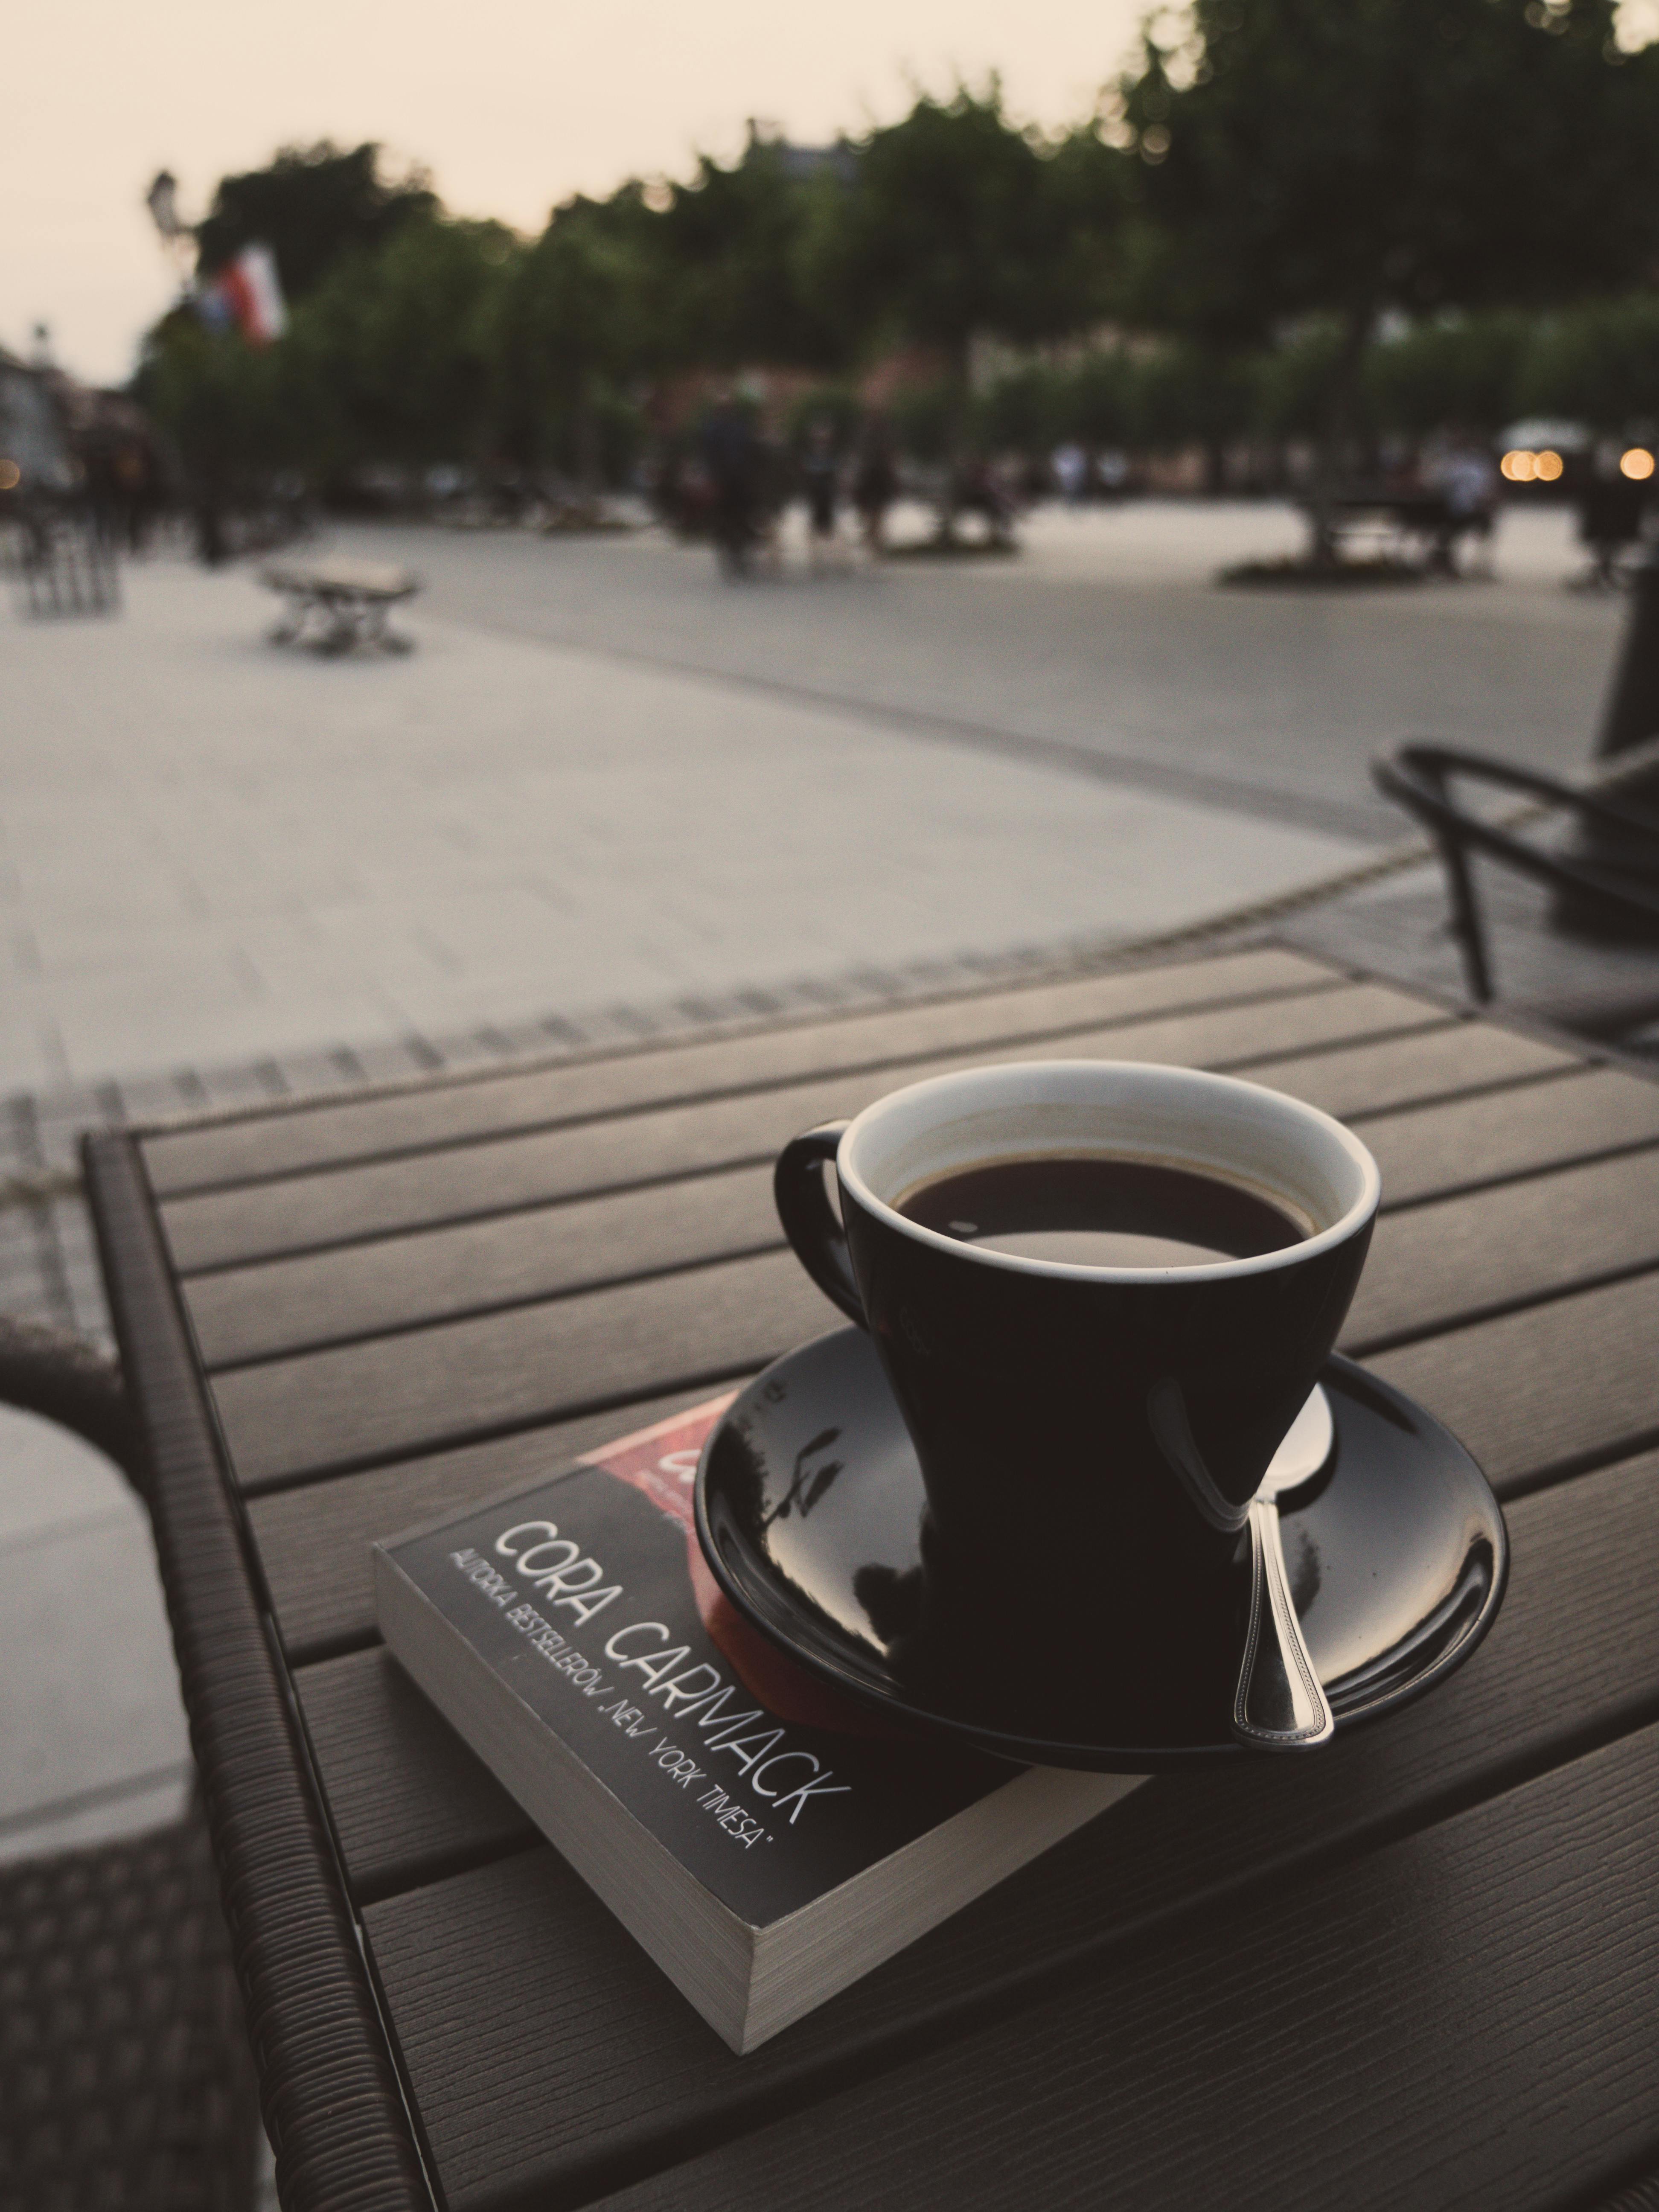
1343;1145;1659;1352
248;1385;722;1665
189;1059;1653;1373
581;1726;1659;2212
159;983;1446;1274
298;1649;531;1900
1255;1016;1571;1122
1356;1062;1659;1208
141;948;1334;1195
1372;1267;1659;1490
213;1246;830;1488
357;1449;1659;2212
192;1164;781;1371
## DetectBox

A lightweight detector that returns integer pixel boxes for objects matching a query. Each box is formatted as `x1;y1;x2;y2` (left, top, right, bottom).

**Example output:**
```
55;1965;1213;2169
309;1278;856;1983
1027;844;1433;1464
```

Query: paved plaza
3;499;1618;1102
0;494;1625;1867
1;518;1370;1105
361;497;1621;841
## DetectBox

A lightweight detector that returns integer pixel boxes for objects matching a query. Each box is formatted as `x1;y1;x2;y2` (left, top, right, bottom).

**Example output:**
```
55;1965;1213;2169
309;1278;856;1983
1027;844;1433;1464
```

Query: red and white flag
200;243;287;345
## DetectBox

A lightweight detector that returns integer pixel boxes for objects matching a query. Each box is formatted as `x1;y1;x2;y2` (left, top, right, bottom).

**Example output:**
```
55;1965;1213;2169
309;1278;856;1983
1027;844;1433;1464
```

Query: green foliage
970;309;1611;458
194;142;436;302
140;315;298;477
649;145;847;370
972;346;1252;457
1362;315;1531;437
1514;294;1659;431
1133;342;1255;448
1117;0;1659;550
314;218;510;465
783;385;864;453
803;87;1129;378
144;215;514;484
482;196;653;467
1123;0;1659;347
889;382;959;465
1065;352;1138;447
971;367;1062;452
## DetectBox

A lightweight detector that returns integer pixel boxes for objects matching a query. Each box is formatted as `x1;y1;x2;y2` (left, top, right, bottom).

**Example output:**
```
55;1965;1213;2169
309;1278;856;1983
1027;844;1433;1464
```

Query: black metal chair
1371;742;1659;1013
0;1316;259;2212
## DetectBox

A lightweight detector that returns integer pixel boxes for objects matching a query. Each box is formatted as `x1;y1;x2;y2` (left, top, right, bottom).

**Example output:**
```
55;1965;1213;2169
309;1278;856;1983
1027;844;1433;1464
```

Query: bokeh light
1501;450;1537;482
1534;449;1564;482
1620;448;1656;482
0;458;20;491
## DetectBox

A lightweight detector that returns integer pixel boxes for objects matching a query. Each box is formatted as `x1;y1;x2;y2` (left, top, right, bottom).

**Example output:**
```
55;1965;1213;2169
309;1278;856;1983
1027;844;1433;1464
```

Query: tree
138;312;302;558
648;138;847;370
802;86;1128;532
195;142;437;302
484;195;654;486
1516;294;1659;432
1121;0;1659;557
1063;351;1140;449
973;364;1063;454
807;87;1128;393
1365;314;1531;440
284;217;514;472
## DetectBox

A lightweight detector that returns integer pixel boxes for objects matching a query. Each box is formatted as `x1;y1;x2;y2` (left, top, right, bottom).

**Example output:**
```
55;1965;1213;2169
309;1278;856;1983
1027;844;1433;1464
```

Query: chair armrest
0;1314;140;1493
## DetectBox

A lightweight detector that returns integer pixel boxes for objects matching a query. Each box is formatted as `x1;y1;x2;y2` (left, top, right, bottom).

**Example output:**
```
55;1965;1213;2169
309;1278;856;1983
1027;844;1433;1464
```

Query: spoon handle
1233;1497;1335;1751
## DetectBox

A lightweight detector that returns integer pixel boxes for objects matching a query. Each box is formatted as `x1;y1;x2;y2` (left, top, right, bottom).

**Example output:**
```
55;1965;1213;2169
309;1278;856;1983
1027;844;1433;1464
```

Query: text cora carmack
446;1519;850;1831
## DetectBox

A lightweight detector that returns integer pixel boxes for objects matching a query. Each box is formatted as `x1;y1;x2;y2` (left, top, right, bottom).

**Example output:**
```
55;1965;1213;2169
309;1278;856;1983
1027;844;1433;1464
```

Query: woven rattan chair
0;1316;259;2212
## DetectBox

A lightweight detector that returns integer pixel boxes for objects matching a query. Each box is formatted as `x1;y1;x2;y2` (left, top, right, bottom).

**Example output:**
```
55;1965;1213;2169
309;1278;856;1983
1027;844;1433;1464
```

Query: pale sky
5;0;1155;386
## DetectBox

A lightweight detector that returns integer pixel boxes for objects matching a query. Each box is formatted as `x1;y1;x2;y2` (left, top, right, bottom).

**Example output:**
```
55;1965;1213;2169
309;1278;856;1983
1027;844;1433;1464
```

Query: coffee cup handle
773;1121;867;1327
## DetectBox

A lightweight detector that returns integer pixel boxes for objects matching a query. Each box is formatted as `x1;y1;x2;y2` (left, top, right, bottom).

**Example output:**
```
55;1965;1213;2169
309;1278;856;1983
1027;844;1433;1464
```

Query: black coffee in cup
897;1155;1307;1271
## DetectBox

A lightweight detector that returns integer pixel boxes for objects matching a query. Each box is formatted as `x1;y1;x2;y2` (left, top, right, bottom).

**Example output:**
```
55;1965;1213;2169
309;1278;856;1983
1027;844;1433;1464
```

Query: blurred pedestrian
701;392;761;578
953;454;1016;547
1051;441;1088;505
1576;445;1650;589
853;427;899;555
1095;451;1129;500
192;457;230;568
801;418;841;569
1427;439;1499;574
113;442;158;554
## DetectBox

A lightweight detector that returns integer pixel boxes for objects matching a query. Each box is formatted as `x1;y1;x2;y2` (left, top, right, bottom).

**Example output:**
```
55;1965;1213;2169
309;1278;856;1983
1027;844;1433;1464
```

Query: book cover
374;1394;1140;2049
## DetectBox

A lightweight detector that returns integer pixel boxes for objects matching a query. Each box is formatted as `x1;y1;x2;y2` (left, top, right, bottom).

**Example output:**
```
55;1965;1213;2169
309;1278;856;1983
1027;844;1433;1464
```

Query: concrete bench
261;557;420;654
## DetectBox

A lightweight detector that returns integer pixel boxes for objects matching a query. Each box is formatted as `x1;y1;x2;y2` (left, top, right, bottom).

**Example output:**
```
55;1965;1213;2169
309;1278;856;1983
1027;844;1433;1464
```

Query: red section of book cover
580;1400;896;1738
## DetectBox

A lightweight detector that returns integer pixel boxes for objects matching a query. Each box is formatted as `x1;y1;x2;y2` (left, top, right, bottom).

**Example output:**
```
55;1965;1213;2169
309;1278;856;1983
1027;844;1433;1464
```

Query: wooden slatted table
82;945;1659;2212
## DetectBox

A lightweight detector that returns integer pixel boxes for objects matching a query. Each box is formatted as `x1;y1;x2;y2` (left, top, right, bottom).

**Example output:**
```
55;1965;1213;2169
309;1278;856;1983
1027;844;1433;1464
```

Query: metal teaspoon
1231;1384;1336;1752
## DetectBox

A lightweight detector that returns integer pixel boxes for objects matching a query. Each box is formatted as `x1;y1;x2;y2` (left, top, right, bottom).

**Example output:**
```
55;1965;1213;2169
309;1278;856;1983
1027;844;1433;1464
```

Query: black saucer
695;1328;1508;1770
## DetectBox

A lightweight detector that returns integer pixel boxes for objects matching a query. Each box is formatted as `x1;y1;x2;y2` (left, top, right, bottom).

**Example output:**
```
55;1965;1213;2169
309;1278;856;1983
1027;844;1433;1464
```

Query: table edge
81;1129;435;2212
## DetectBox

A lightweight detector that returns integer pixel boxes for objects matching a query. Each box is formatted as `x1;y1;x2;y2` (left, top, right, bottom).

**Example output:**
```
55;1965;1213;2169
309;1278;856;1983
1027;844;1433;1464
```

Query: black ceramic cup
773;1061;1380;1727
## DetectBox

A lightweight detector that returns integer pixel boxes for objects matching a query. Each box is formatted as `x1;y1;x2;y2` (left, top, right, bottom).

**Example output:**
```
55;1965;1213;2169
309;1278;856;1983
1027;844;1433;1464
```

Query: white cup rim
835;1059;1380;1284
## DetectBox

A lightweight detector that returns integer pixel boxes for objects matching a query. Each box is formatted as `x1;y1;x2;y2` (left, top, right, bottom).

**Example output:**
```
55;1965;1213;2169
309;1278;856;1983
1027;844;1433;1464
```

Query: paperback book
373;1395;1141;2052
